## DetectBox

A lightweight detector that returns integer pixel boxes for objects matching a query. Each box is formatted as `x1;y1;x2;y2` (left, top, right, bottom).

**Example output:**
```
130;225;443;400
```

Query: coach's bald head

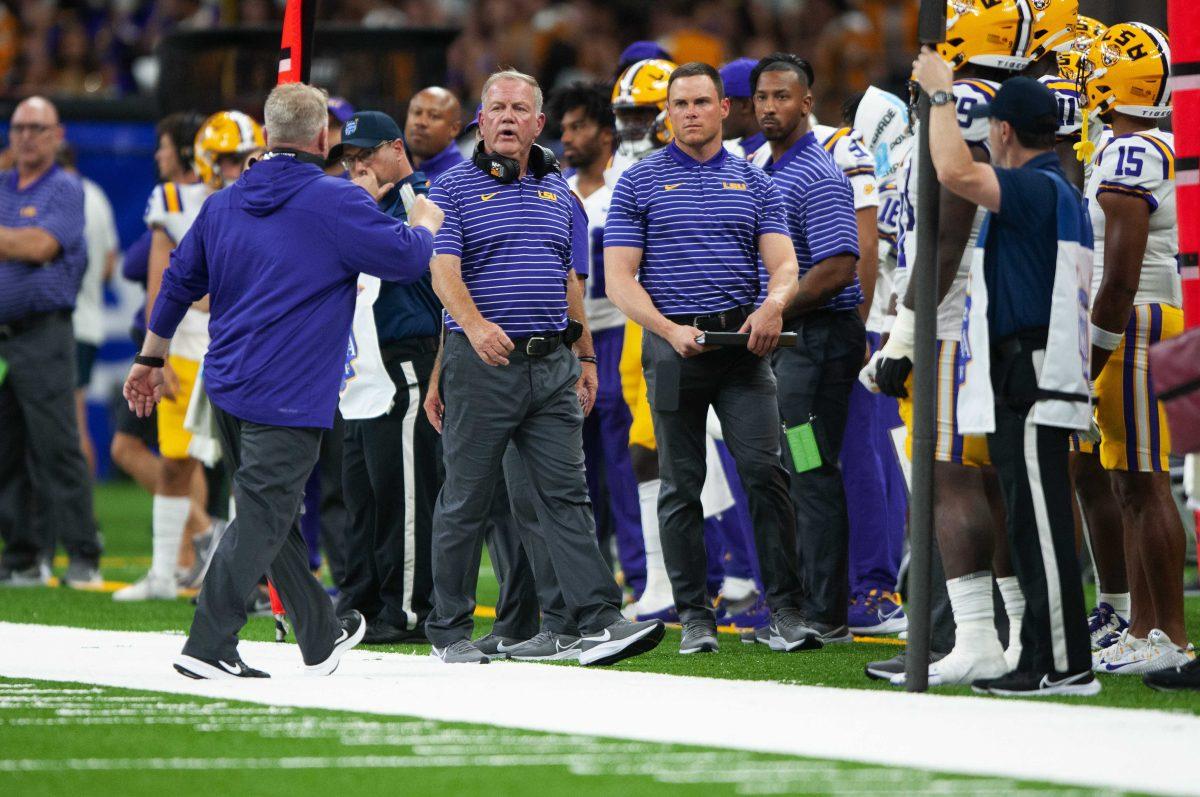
405;87;462;163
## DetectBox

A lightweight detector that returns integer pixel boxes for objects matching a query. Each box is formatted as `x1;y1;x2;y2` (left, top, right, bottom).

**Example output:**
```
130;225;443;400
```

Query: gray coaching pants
0;310;101;569
182;403;339;665
642;329;804;624
426;332;621;648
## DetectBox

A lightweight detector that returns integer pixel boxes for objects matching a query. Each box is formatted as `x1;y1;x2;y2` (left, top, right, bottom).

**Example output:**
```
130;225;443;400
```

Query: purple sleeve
430;179;463;258
755;172;791;238
336;187;434;283
603;171;645;249
36;173;84;258
148;209;210;339
803;177;860;262
570;194;588;277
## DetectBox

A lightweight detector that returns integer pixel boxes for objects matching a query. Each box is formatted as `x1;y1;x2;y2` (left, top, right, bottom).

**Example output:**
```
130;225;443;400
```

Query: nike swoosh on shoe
218;660;243;675
583;629;611;643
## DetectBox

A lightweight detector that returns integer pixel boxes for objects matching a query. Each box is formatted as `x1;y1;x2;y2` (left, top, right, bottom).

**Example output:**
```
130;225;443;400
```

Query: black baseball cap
329;110;402;162
966;76;1057;136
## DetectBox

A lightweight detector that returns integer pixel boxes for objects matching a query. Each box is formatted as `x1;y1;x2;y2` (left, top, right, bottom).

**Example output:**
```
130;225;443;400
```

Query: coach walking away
0;96;104;589
328;109;442;645
604;62;817;657
911;51;1096;697
752;54;865;644
425;68;665;666
125;82;445;679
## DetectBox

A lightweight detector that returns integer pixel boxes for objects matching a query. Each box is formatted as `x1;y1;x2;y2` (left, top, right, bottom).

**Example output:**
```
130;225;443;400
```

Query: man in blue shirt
126;82;443;680
718;58;766;160
404;86;465;184
426;69;665;666
913;51;1096;697
605;62;815;656
328;110;443;645
752;54;865;645
0;96;103;589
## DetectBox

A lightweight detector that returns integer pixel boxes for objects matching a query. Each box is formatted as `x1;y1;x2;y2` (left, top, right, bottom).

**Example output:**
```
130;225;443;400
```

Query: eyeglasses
9;123;53;137
340;140;392;172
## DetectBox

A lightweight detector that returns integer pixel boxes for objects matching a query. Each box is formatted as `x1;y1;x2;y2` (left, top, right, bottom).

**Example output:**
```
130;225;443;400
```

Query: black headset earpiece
528;144;561;179
473;142;561;182
472;142;520;184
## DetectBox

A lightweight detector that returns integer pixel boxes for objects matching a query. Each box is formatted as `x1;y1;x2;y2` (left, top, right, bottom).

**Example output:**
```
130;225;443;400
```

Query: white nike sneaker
113;573;177;602
890;641;1008;687
1093;629;1192;675
1092;630;1137;669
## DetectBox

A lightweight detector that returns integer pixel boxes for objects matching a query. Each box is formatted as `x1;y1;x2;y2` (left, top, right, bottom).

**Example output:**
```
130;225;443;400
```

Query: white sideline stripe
0;622;1195;795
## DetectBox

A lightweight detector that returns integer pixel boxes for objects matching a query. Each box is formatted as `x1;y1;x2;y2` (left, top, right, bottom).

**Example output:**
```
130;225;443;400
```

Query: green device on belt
785;421;821;473
0;356;7;388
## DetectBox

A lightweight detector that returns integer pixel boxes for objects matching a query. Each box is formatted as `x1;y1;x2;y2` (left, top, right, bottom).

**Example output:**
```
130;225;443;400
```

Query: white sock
1099;591;1130;616
722;576;757;603
637;479;672;606
946;571;1001;651
996;576;1025;652
151;495;190;583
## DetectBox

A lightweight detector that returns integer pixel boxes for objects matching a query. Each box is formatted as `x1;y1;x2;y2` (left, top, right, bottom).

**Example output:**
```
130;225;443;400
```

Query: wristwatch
929;90;954;107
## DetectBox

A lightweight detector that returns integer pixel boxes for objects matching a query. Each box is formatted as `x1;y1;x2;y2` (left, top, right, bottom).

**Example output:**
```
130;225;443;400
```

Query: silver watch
929;90;954;107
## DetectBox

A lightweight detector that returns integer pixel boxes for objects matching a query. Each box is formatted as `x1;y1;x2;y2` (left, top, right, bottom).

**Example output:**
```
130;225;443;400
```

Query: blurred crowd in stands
0;0;921;123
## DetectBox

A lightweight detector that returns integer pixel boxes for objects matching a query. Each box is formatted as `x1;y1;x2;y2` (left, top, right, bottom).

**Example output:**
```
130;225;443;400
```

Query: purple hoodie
149;152;433;428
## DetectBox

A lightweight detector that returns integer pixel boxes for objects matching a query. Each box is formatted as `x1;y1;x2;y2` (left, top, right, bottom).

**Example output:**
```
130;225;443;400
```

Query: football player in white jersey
718;58;768;161
115;111;264;602
864;0;1045;686
1076;23;1191;678
548;83;647;607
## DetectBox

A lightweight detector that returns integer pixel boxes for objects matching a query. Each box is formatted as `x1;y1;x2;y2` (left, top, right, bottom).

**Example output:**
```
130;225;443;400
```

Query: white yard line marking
0;622;1194;794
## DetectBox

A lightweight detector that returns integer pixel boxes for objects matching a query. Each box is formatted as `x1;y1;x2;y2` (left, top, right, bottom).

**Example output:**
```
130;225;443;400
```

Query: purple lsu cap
327;97;355;123
619;40;671;70
719;58;758;99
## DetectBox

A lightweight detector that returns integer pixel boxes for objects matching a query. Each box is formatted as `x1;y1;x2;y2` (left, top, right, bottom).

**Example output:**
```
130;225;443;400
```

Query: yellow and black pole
903;0;947;694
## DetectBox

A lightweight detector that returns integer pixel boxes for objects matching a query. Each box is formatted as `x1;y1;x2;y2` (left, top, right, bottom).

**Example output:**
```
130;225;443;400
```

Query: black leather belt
666;305;753;332
510;332;564;357
0;308;70;341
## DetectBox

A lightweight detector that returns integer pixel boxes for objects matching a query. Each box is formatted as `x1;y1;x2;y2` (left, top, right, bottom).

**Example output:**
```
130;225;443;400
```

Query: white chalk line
0;623;1194;794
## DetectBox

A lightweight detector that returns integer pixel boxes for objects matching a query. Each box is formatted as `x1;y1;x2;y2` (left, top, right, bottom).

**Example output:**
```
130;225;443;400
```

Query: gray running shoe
62;560;102;589
768;609;823;652
431;639;491;664
809;621;853;645
864;650;947;681
679;620;719;654
0;563;52;587
472;633;522;659
579;618;665;666
740;625;770;645
507;631;582;661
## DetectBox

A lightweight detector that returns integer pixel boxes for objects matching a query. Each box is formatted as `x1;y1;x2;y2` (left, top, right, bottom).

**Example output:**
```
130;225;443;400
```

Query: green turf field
0;480;1194;794
0;677;1112;796
4;480;1194;712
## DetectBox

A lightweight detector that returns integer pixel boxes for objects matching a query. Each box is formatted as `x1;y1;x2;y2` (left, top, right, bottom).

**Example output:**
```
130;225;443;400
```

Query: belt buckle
526;336;546;357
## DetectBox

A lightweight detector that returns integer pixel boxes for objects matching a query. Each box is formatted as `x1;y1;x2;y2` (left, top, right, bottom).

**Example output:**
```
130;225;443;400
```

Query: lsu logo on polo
722;181;747;191
19;206;36;218
537;190;558;202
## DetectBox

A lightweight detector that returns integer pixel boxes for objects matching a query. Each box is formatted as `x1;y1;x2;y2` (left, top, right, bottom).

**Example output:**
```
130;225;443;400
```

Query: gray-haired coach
426;69;665;665
125;83;444;680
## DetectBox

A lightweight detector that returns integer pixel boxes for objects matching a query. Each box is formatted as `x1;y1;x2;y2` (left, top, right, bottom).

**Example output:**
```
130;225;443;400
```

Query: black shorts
75;341;98;389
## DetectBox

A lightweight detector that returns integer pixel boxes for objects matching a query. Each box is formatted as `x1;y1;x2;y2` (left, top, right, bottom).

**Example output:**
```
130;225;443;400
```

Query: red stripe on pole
1171;0;1199;327
278;0;316;85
